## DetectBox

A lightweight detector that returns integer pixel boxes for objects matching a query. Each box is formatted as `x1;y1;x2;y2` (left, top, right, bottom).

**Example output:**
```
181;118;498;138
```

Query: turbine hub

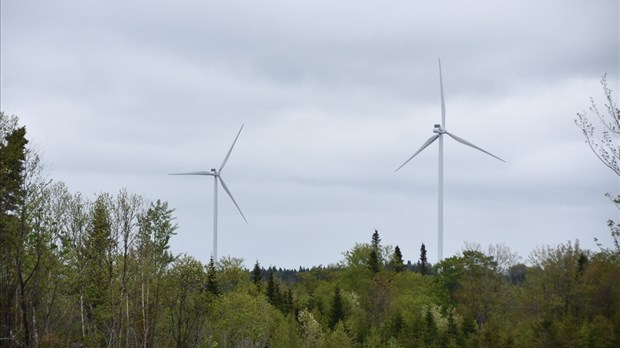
211;168;217;173
433;124;446;134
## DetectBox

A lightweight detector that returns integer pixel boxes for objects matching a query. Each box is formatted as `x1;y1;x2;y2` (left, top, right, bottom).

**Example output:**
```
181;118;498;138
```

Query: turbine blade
219;124;244;172
445;132;505;162
169;171;215;176
218;176;248;223
439;58;446;127
394;134;440;172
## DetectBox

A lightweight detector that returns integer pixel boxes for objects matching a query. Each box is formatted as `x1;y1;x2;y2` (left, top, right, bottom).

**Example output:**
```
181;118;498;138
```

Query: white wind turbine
171;124;247;262
395;60;505;262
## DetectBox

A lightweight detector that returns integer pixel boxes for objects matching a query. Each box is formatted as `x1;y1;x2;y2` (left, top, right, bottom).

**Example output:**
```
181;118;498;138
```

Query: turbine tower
171;124;247;262
395;60;504;262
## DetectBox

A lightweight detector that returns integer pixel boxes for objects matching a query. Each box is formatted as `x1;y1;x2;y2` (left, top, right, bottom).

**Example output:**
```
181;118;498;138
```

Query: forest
1;111;619;347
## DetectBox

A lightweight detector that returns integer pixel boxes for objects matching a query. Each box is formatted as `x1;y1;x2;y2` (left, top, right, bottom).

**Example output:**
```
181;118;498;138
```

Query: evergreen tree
368;230;381;274
0;122;27;215
0;115;28;343
252;260;262;288
84;195;114;310
419;243;429;275
424;307;437;345
447;310;461;344
328;287;345;330
206;256;219;296
286;288;294;313
388;311;405;339
267;269;278;306
390;245;405;273
371;229;381;250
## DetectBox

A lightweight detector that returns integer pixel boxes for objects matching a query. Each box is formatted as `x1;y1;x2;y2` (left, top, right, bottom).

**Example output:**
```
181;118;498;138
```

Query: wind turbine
395;60;504;262
170;124;247;262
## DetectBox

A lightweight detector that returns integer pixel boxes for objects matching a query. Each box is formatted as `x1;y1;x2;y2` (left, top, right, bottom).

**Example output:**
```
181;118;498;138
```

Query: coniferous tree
390;245;405;273
0;116;28;343
419;243;429;275
447;310;460;343
252;261;262;288
371;229;381;250
389;311;405;339
286;288;294;313
424;307;437;345
267;269;278;306
368;230;381;274
328;287;345;330
82;194;115;346
84;196;113;306
206;256;219;296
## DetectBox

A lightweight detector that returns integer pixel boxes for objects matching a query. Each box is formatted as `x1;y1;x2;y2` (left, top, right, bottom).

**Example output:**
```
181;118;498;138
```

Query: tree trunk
31;303;38;346
80;292;85;339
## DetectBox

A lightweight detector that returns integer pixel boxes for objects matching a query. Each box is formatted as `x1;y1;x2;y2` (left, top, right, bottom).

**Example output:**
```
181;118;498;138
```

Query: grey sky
2;0;619;268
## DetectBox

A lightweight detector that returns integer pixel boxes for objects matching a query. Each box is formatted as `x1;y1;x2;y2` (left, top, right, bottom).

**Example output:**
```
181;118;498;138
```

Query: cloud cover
2;0;619;267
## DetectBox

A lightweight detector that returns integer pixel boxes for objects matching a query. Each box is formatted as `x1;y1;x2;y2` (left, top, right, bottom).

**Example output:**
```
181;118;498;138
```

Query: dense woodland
2;111;620;347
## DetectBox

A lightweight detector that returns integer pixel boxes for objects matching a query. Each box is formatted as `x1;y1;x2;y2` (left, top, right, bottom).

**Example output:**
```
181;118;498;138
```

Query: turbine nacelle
433;124;446;134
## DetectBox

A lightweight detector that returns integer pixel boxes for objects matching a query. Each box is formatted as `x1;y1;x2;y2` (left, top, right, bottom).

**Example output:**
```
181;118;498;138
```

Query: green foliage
269;313;303;347
298;308;324;347
328;287;345;330
267;269;277;306
324;321;355;348
217;256;249;293
434;249;502;326
0;113;29;343
163;255;209;347
419;243;429;275
389;245;405;273
0;119;27;214
368;230;381;274
206;257;219;296
252;260;262;287
211;290;277;347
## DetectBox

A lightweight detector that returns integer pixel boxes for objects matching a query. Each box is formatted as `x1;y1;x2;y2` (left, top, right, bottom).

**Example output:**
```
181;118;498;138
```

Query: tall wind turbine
171;124;247;262
395;60;504;262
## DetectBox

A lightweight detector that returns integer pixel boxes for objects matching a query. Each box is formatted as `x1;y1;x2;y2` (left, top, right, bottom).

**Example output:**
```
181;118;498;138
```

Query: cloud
1;0;618;267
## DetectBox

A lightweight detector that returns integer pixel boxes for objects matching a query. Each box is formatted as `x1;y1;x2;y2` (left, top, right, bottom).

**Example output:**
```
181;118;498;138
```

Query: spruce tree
419;243;429;275
206;256;219;296
424;307;437;345
0;118;27;343
328;287;345;330
267;269;278;306
390;245;405;273
286;288;294;313
371;229;381;250
252;260;262;287
84;195;113;311
0;124;27;214
368;230;381;274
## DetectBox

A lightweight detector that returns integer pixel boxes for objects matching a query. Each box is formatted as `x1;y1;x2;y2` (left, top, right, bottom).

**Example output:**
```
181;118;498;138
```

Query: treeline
2;112;620;347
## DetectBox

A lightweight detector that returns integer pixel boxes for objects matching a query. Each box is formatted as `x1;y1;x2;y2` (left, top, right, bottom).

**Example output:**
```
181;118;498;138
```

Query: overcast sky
2;0;619;268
